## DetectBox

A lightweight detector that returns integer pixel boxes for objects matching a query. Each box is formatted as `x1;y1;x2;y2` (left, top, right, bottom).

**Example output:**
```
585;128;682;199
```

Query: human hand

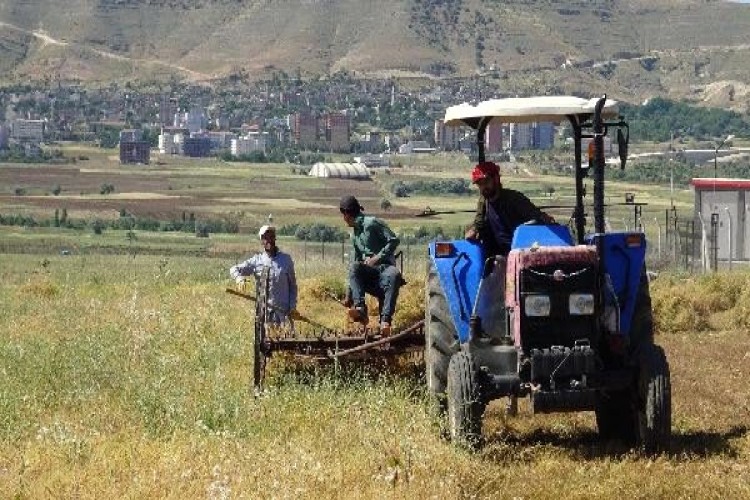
541;213;556;224
342;296;353;308
289;308;302;320
465;227;479;240
364;255;380;267
235;276;249;291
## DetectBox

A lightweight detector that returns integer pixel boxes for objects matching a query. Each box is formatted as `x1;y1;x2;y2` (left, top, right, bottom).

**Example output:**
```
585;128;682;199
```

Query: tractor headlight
569;293;595;315
525;295;551;317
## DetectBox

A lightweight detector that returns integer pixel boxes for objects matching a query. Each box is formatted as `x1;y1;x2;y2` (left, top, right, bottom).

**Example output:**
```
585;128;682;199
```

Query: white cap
258;224;275;239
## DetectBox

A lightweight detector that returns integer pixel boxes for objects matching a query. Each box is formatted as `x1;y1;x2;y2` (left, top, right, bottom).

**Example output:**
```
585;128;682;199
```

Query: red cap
471;161;500;183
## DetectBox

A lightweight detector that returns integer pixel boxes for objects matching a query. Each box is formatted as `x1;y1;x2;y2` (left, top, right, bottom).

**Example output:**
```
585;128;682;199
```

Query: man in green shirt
340;195;401;336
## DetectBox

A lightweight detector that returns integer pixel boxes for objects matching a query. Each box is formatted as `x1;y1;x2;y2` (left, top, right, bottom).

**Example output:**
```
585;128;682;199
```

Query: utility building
691;178;750;261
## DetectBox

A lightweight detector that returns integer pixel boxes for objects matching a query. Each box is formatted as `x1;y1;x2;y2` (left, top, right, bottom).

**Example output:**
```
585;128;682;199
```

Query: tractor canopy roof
444;96;620;129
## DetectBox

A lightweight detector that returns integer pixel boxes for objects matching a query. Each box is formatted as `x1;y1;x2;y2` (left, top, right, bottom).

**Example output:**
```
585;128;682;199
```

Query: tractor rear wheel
636;343;671;453
447;351;482;449
425;261;460;412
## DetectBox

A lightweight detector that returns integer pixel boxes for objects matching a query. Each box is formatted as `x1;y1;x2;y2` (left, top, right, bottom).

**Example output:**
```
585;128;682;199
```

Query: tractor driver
339;195;402;336
230;224;298;324
465;161;555;257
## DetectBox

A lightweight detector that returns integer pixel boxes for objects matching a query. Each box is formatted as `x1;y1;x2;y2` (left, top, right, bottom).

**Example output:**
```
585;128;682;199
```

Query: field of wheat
0;247;748;499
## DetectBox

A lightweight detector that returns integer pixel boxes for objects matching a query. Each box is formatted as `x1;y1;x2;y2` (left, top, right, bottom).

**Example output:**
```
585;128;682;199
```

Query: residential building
434;119;460;151
290;112;318;149
231;132;268;157
158;96;176;126
120;128;143;143
0;124;9;149
183;136;212;157
120;141;150;164
207;131;237;152
485;122;503;154
509;122;534;151
11;119;45;143
323;112;350;153
533;122;555;150
175;108;207;134
159;132;179;155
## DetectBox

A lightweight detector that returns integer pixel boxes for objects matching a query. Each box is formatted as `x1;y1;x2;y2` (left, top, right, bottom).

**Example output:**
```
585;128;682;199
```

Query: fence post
725;207;732;270
710;213;719;272
406;238;411;274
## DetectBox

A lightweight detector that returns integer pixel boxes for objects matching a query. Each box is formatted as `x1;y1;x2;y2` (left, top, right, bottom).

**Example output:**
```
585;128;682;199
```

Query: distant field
1;145;697;239
0;252;748;497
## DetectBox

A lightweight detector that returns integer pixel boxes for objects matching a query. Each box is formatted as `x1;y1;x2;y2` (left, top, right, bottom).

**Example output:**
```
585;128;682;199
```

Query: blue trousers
348;263;401;323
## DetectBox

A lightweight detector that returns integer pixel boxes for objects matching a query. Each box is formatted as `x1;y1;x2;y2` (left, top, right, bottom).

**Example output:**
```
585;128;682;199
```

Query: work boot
347;305;368;326
380;321;392;337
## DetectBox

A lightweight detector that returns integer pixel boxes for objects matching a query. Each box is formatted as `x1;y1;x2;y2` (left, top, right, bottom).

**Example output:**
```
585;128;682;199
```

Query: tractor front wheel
447;351;483;449
426;261;460;412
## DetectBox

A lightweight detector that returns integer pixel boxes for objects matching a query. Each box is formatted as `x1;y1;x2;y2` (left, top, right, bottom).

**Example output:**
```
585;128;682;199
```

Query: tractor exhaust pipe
593;96;607;236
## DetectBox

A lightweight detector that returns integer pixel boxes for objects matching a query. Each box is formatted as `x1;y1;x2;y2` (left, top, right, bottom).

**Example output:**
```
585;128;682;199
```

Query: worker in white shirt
230;224;298;324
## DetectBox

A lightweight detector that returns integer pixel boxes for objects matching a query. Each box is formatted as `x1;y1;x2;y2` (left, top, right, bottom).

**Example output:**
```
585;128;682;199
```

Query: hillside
2;1;750;107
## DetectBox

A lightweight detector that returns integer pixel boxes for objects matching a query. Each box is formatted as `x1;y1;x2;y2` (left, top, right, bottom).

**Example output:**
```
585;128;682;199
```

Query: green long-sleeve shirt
351;214;400;265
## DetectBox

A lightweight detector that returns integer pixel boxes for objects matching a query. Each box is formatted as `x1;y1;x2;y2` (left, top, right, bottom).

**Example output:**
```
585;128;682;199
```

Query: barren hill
2;0;750;107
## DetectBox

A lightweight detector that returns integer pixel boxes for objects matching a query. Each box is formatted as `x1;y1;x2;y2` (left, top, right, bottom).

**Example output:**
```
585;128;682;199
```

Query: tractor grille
519;263;599;352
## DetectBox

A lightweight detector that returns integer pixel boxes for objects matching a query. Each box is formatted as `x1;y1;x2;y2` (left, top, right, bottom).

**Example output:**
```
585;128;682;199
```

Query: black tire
425;261;460;411
596;266;655;445
637;343;671;453
629;266;655;357
447;351;482;449
596;265;653;443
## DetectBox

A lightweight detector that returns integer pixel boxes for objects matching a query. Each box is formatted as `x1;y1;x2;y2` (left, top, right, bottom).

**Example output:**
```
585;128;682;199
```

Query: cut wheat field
0;251;749;499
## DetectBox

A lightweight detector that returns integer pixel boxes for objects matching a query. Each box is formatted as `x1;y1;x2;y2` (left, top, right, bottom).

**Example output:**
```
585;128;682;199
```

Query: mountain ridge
1;1;750;109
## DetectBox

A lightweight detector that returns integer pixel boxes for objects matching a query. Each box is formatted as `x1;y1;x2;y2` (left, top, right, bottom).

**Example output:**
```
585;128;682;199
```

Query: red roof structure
690;178;750;190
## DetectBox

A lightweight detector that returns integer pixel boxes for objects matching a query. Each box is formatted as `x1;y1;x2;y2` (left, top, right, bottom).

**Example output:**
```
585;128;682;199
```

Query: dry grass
651;271;750;333
0;254;749;498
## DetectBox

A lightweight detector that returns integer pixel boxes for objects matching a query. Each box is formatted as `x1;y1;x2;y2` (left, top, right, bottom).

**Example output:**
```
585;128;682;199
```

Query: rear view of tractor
426;96;671;452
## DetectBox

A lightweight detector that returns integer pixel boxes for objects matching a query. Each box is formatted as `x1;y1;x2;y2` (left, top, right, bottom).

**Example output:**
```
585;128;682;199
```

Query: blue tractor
426;96;671;452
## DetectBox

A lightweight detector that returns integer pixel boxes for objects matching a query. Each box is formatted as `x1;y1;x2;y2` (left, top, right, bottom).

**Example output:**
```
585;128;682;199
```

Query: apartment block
11;119;45;143
120;141;150;164
291;112;318;149
323;112;350;153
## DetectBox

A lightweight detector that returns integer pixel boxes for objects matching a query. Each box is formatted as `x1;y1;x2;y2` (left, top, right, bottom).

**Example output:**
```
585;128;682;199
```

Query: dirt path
0;20;211;81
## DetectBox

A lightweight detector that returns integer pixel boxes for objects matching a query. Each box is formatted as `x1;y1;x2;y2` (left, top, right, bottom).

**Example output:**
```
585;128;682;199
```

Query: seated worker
339;195;401;336
465;161;555;257
229;224;298;324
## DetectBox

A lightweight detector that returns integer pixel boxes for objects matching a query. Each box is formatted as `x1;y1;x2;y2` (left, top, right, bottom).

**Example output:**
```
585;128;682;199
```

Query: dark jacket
471;188;549;256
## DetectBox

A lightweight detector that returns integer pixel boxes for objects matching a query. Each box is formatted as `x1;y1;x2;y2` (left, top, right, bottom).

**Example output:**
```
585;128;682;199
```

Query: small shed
308;163;370;179
691;178;750;260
